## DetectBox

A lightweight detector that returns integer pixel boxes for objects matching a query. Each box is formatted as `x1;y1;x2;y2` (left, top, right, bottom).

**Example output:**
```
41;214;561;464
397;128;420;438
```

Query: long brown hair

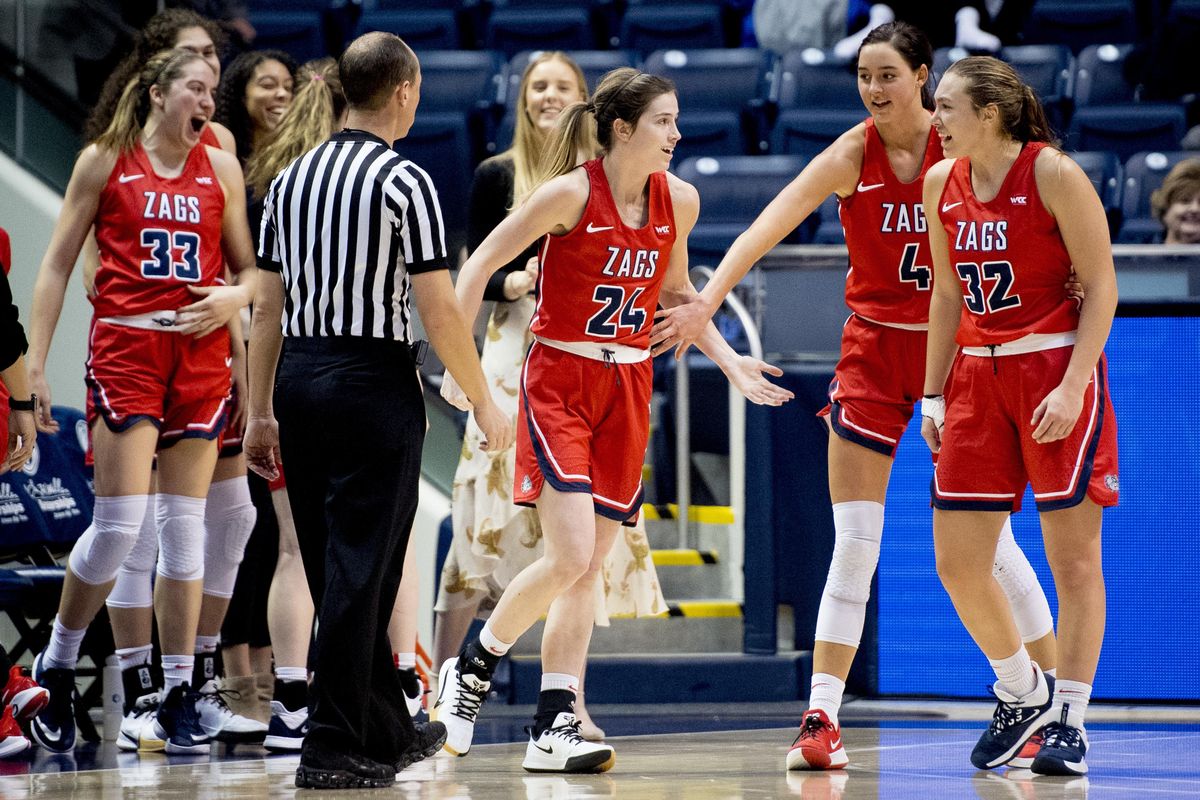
509;52;594;206
859;21;934;111
945;56;1058;145
245;58;346;199
530;67;675;198
94;49;213;155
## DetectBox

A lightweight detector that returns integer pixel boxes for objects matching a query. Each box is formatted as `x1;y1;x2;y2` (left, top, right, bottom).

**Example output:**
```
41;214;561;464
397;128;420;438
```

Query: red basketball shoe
3;665;48;722
786;710;848;770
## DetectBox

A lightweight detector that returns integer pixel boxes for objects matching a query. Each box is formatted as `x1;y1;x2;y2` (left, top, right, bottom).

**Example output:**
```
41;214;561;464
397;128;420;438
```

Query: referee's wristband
8;394;35;412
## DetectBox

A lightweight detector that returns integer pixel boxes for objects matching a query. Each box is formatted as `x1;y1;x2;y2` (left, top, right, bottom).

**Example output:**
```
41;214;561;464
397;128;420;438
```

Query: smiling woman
214;50;298;164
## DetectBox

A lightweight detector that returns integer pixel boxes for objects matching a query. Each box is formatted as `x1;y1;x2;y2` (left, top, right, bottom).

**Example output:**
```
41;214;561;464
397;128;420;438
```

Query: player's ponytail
94;48;210;155
945;56;1059;146
525;67;675;203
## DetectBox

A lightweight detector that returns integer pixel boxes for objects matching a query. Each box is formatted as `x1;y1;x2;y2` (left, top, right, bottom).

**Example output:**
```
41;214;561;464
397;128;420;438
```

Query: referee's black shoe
296;742;395;790
396;720;448;772
970;666;1054;769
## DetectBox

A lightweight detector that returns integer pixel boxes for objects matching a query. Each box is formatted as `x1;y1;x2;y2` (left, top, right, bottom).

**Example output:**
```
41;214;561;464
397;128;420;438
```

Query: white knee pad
156;494;207;582
202;478;257;599
992;518;1055;642
68;495;150;586
815;501;884;648
106;496;159;609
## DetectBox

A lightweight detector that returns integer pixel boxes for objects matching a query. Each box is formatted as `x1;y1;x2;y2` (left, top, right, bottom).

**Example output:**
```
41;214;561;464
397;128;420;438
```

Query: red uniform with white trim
932;143;1118;512
819;118;943;456
514;158;675;521
86;139;231;445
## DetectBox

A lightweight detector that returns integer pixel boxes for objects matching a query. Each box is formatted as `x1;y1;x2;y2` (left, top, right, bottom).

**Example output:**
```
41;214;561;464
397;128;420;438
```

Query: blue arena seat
1119;150;1194;242
933;46;971;80
1002;44;1075;105
1073;43;1136;106
812;193;845;244
644;49;771;111
394;112;474;255
417;50;502;113
618;4;724;54
247;11;326;63
1071;149;1123;210
247;0;331;11
503;50;636;112
1022;0;1136;53
485;8;594;57
672;111;747;163
1065;104;1187;163
774;49;861;112
769;109;865;159
676;155;809;258
356;9;459;50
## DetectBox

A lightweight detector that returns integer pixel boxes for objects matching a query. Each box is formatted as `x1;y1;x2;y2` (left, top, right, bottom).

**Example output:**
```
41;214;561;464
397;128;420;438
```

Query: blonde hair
528;67;674;201
245;58;345;199
94;48;212;154
509;52;593;206
1151;158;1200;222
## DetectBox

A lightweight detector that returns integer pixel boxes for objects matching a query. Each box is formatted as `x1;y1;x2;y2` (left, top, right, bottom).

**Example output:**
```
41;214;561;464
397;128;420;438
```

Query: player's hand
28;372;58;434
651;296;717;359
176;285;248;338
504;258;539;300
3;409;36;475
1065;270;1084;308
244;414;281;481
920;395;945;454
1030;381;1084;444
725;356;793;406
472;398;513;454
440;371;472;411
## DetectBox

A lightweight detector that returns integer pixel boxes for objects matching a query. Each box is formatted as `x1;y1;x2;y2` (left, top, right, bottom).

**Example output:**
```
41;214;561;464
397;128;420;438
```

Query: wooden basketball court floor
0;703;1197;798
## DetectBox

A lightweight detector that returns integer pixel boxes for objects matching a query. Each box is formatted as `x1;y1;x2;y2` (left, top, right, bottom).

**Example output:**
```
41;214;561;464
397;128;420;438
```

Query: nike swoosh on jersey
118;173;145;183
941;201;963;212
857;182;885;192
586;222;614;233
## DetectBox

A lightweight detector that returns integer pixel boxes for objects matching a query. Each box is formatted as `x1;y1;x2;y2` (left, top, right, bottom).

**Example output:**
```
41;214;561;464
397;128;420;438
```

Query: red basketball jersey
530;158;676;349
840;118;943;325
200;124;220;149
92;142;226;319
937;142;1078;347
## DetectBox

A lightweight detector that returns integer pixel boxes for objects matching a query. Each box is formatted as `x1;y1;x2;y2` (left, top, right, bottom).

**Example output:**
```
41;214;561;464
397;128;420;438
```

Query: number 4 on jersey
586;285;646;338
898;242;931;291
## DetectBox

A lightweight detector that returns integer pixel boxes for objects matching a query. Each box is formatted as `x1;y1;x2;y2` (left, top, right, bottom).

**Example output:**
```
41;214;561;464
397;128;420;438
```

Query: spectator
1151;159;1200;244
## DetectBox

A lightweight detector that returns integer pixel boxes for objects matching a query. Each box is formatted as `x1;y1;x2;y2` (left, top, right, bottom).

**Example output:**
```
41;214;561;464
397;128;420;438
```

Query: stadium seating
1119;150;1194;242
394;112;475;253
485;8;594;56
1002;44;1075;129
1071;149;1124;235
619;4;725;54
813;193;845;244
419;50;503;113
247;11;326;64
1066;103;1187;163
676;155;809;258
1073;43;1137;106
357;9;460;50
1022;0;1137;53
776;49;861;112
503;50;636;111
769;109;864;159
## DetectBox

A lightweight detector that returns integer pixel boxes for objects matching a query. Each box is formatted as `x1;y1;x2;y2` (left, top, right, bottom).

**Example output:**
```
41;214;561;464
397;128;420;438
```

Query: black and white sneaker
1031;721;1089;775
970;667;1054;769
431;657;489;756
521;712;615;774
264;700;309;752
150;683;211;755
195;679;268;744
28;651;76;753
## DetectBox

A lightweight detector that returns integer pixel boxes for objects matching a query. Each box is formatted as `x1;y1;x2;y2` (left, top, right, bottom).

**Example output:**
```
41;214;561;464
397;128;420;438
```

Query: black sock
397;667;420;697
193;645;222;689
274;678;308;713
533;689;576;736
459;641;501;680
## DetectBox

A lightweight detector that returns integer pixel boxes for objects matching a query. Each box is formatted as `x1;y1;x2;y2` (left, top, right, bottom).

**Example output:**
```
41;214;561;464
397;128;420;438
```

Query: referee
245;32;511;790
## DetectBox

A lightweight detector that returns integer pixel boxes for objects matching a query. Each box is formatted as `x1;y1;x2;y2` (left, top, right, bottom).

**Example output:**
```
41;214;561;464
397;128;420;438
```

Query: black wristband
8;394;35;412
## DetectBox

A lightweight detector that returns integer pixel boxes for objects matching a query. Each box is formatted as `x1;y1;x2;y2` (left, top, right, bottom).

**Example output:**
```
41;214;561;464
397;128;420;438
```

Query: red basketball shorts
514;340;652;523
85;319;230;447
818;314;927;457
933;347;1119;513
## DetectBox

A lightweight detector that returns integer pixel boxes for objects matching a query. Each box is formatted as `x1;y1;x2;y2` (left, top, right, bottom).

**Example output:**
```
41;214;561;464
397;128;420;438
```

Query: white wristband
921;395;946;431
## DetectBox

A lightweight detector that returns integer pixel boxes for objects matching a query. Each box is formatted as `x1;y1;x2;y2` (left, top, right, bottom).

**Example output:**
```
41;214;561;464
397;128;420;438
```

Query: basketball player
922;56;1118;776
435;67;793;773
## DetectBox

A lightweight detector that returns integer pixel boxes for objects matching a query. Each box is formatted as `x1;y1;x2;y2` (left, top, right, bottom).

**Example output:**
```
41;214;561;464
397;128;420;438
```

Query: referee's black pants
275;335;424;765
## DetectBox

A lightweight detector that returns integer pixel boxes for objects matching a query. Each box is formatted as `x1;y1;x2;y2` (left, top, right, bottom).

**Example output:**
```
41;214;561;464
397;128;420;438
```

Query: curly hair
1151;159;1200;222
214;50;298;163
84;9;226;143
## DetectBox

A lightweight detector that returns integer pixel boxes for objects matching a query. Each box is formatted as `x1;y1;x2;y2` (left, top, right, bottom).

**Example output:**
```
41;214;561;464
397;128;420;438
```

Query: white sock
808;673;846;727
44;617;87;670
276;666;307;683
540;673;579;694
194;635;220;654
162;655;194;693
479;621;513;657
1052;680;1092;729
115;645;153;671
394;652;417;670
988;648;1037;698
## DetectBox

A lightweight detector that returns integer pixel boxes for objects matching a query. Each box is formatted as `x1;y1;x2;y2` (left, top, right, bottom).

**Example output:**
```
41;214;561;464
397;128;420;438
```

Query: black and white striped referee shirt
257;129;449;341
